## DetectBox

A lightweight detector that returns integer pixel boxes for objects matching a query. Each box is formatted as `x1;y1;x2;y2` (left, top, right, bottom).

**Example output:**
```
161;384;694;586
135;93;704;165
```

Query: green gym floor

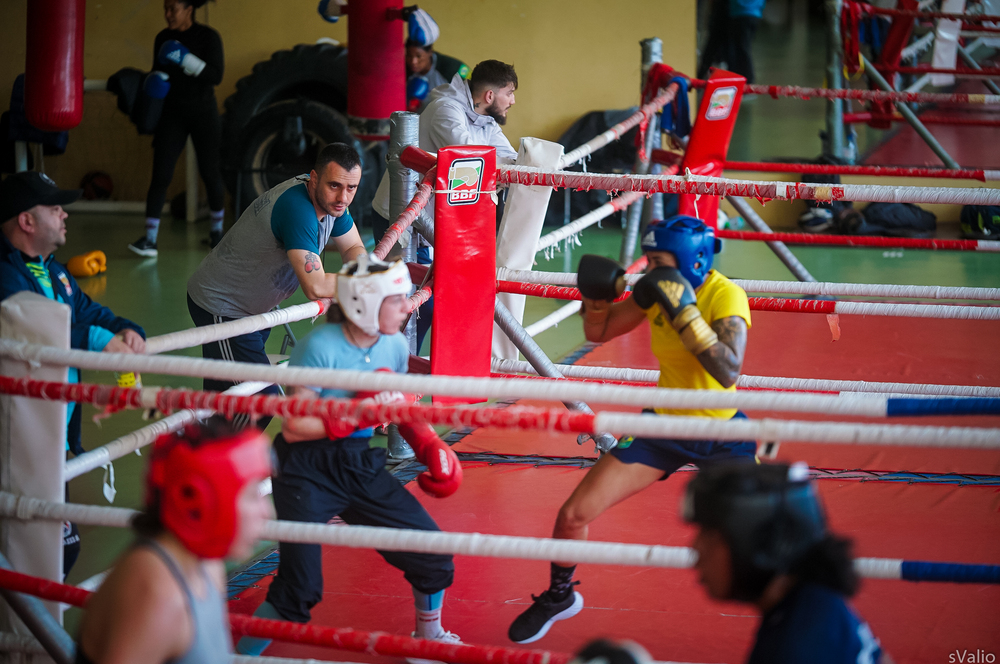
53;9;1000;634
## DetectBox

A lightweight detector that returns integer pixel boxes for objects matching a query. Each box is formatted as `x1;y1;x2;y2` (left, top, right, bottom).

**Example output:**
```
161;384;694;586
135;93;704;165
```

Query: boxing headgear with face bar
147;424;271;559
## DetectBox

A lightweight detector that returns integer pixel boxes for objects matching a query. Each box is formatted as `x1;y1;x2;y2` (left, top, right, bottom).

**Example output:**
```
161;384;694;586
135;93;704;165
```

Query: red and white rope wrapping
842;113;1000;128
494;280;1000;320
687;78;1000;105
557;83;680;169
854;4;1000;21
490;358;1000;398
715;229;1000;252
0;566;572;664
0;495;955;582
719;160;1000;182
497;166;1000;207
535;192;643;253
373;169;436;261
144;300;332;355
63;381;273;481
2;372;998;446
496;268;1000;301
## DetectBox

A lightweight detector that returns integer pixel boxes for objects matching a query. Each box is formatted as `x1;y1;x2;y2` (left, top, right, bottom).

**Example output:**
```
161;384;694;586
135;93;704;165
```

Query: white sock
413;588;445;639
210;209;224;233
145;218;160;243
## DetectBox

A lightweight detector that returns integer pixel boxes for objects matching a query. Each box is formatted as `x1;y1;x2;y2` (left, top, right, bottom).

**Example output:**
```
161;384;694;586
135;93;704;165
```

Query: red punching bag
347;0;406;140
25;0;86;132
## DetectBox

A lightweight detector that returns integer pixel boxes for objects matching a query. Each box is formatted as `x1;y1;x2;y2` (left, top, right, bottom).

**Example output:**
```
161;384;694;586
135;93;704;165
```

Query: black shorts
610;410;757;479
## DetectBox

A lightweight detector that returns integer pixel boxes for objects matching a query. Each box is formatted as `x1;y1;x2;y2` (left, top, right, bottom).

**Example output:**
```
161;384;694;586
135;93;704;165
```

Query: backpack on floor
837;202;936;238
960;205;1000;239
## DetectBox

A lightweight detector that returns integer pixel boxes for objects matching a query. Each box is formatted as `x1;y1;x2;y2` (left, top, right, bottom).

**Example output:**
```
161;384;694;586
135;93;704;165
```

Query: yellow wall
1;0;696;203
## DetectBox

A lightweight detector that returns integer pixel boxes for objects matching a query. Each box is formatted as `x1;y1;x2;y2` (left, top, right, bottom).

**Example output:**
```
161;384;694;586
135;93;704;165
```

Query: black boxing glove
632;267;719;355
577;254;626;301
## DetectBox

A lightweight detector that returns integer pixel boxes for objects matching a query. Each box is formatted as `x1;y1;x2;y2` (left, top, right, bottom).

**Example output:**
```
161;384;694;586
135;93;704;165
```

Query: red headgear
147;424;271;559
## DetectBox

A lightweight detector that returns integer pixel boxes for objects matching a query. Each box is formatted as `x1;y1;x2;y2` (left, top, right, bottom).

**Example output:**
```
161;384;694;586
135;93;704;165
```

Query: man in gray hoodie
372;59;519;231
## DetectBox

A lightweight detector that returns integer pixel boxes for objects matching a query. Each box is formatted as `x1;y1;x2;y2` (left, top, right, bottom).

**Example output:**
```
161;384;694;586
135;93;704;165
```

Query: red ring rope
687;79;1000;105
0;568;570;664
719;160;996;181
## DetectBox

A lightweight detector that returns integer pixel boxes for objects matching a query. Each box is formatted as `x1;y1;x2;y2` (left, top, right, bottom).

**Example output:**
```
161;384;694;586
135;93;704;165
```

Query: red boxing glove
354;368;418;429
398;422;462;498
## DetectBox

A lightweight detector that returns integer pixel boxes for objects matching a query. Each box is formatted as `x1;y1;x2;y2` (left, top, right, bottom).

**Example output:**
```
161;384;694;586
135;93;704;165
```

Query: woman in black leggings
129;0;226;258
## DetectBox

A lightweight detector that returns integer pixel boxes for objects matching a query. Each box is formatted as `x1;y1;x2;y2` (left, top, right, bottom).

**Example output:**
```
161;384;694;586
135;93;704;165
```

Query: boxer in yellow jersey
508;215;757;644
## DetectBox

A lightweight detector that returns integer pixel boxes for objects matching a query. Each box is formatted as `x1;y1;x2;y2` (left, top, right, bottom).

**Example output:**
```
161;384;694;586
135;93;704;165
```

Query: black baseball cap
0;172;81;223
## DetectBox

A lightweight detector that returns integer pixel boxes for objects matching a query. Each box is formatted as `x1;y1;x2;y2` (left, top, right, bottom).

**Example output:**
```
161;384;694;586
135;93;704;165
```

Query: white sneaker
407;630;463;664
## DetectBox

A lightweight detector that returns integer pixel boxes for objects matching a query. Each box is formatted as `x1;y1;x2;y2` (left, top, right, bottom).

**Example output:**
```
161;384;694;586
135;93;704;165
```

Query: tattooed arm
695;316;748;388
287;249;339;300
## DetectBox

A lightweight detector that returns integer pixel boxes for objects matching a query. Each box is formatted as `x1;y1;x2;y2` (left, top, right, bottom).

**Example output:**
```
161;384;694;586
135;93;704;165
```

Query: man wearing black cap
1;172;146;451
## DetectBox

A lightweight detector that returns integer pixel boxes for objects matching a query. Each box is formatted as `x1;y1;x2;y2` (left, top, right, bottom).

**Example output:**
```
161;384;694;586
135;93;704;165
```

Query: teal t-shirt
270;183;354;253
290;323;409;437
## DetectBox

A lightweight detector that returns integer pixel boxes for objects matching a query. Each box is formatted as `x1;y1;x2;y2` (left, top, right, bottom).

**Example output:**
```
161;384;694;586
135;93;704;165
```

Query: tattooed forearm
303;252;322;273
696;316;747;388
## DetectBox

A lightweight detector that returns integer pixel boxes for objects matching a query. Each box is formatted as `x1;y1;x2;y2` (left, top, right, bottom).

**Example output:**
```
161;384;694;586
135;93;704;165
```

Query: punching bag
347;0;405;140
25;0;86;132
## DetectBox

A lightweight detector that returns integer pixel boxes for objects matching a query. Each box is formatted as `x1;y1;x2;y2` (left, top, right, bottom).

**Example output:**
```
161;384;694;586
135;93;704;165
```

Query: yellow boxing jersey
645;269;751;419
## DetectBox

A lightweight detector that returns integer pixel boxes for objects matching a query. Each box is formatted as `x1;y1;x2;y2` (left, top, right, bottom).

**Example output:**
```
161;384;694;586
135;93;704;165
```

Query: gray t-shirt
187;176;354;318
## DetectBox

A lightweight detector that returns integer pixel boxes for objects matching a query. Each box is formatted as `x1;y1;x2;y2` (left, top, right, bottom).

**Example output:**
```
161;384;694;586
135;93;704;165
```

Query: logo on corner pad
447;158;484;206
705;86;738;121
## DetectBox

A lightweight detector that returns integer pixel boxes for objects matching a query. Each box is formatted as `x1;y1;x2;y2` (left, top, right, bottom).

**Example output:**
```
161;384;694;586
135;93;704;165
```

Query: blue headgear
640;215;721;288
683;461;827;601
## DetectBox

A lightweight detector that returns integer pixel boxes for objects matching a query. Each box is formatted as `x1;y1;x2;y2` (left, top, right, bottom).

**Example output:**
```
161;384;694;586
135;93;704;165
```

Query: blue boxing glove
317;0;343;23
142;71;170;100
407;8;440;46
407;76;430;111
158;39;206;77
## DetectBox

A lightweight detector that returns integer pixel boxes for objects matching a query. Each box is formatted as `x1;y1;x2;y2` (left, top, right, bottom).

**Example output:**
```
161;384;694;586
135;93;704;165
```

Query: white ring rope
535;192;643;253
557;84;680;169
144;300;330;355
496;269;1000;302
524;301;582;338
489;359;1000;398
5;340;1000;431
64;381;273;481
0;492;920;581
499;166;1000;207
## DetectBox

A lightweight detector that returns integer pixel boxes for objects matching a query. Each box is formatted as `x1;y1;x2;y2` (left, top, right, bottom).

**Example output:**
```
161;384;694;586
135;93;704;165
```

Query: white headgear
337;254;412;336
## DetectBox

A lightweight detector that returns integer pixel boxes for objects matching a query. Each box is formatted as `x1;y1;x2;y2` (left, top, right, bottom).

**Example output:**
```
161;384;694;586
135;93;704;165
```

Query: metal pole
387;111;421;460
861;54;961;169
387;111;421;355
620;37;663;264
824;0;846;161
13;142;29;173
185;137;198;222
725;196;817;282
957;42;1000;96
492;299;617;453
0;552;75;664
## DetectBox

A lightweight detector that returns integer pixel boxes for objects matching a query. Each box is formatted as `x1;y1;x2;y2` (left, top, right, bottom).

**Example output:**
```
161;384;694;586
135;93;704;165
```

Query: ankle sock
210;209;224;234
145;218;160;244
548;563;577;601
413;588;445;639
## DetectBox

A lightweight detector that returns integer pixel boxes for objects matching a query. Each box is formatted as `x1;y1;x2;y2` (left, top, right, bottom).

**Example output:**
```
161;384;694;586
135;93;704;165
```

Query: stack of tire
221;43;385;227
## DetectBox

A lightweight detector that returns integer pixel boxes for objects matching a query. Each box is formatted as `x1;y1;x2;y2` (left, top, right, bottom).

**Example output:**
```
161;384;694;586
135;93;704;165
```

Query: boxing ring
1;45;999;664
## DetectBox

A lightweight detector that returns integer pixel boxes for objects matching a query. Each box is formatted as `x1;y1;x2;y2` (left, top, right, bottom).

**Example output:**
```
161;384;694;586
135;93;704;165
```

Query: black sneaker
128;236;158;257
508;588;583;644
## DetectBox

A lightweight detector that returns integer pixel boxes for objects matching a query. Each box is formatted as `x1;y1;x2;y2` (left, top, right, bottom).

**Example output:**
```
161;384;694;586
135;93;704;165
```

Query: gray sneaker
387;424;415;459
128;236;158;257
